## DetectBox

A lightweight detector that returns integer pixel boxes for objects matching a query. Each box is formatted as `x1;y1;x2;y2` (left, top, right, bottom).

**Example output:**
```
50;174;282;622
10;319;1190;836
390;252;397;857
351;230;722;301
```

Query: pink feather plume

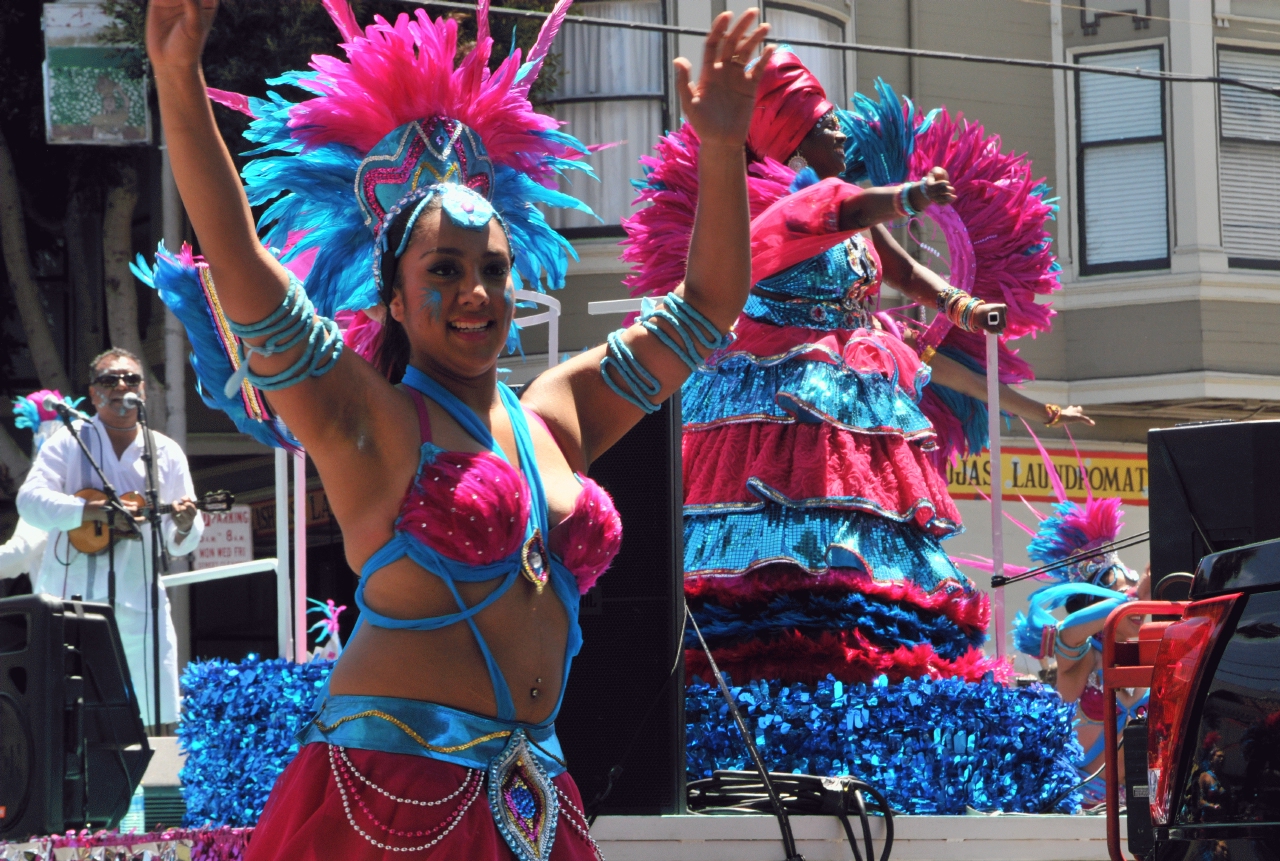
620;123;794;298
321;0;361;42
287;6;582;185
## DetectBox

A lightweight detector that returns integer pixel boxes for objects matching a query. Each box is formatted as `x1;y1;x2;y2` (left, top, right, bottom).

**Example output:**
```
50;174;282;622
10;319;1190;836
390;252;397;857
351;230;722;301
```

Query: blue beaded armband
222;275;344;398
600;292;729;413
1053;629;1093;662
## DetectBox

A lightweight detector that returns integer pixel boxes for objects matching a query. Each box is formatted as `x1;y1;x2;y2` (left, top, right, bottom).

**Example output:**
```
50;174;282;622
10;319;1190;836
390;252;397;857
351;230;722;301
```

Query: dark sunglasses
93;372;143;388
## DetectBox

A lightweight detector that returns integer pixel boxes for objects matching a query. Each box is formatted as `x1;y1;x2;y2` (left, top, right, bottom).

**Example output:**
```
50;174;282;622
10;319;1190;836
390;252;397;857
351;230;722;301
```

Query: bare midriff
326;553;570;725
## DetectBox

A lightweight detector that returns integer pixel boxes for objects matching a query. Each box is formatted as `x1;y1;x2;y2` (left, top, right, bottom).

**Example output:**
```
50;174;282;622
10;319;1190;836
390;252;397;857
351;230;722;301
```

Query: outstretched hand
147;0;219;71
674;9;773;149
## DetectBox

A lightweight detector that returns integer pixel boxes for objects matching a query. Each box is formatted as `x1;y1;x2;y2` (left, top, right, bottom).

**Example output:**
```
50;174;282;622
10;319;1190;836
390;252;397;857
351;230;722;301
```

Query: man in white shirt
17;348;204;728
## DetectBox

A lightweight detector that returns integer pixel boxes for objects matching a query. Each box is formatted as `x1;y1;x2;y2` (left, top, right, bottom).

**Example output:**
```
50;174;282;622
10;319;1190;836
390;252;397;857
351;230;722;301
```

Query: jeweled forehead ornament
359;116;503;294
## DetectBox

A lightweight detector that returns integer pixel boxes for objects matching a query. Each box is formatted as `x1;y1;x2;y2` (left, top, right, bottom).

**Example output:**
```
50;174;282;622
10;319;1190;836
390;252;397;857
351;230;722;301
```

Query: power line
406;0;1280;98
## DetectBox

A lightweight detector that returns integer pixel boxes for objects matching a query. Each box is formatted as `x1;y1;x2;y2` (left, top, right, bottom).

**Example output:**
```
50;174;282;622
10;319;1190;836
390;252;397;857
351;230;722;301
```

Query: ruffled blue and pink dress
682;197;1000;688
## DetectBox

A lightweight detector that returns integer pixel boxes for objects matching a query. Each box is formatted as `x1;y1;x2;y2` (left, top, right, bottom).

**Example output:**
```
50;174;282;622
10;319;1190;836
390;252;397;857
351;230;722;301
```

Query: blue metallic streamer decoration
685;673;1083;814
178;656;334;827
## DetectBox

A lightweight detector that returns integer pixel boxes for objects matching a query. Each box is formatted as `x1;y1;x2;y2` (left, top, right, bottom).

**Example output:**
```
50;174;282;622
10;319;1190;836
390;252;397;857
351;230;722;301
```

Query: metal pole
293;449;308;663
986;332;1006;660
275;448;292;660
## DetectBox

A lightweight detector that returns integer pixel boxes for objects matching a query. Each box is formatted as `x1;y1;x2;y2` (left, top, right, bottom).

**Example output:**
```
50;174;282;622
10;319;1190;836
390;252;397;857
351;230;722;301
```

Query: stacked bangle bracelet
894;181;927;218
935;286;985;333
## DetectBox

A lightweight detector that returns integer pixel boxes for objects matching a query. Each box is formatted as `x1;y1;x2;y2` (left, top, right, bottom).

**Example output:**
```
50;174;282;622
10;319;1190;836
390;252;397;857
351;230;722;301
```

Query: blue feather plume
131;243;298;450
840;78;936;186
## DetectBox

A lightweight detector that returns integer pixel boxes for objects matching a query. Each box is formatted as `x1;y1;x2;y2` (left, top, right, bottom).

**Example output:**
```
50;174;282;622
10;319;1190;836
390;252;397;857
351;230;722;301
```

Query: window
545;0;666;235
1075;48;1169;274
763;4;846;108
1219;49;1280;270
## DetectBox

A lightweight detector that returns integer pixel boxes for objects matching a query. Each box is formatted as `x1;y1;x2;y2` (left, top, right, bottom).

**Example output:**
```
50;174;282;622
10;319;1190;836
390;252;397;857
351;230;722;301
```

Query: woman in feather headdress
144;0;772;856
624;50;1011;694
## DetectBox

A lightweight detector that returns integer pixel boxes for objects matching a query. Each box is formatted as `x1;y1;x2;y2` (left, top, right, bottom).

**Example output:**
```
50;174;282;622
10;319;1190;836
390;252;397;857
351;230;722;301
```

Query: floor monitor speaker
0;594;151;840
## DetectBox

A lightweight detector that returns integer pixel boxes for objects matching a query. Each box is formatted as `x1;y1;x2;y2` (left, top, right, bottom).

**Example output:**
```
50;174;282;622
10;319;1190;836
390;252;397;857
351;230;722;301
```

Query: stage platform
591;813;1122;861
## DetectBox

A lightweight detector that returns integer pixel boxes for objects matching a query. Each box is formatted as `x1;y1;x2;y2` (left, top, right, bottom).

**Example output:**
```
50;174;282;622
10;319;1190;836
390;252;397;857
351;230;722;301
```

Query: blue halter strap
353;366;559;722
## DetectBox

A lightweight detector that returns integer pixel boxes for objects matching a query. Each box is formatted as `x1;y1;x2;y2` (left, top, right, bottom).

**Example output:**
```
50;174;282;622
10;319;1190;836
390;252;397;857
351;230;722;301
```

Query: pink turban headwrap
746;50;834;164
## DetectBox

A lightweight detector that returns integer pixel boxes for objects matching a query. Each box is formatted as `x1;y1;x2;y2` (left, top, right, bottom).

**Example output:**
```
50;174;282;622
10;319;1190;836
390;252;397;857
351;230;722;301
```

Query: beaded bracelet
600;291;729;412
222;275;344;398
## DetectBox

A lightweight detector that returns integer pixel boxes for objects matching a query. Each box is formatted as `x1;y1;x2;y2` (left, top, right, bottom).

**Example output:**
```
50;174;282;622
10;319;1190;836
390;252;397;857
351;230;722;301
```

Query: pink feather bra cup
395;393;622;595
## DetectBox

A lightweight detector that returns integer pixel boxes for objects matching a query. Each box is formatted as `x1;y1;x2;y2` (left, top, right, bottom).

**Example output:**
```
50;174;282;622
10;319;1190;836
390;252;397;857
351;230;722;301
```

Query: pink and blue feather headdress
132;0;596;449
209;0;595;317
955;428;1137;659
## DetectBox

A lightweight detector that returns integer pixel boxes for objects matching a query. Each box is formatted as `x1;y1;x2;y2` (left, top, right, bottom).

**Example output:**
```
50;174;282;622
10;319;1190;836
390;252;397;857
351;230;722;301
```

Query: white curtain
547;1;665;230
1077;49;1168;268
763;6;846;108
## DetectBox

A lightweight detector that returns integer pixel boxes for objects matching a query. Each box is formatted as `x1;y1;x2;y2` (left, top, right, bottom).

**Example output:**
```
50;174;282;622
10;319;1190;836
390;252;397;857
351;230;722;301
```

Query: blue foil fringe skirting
686;590;985;660
685;505;965;594
685;674;1084;814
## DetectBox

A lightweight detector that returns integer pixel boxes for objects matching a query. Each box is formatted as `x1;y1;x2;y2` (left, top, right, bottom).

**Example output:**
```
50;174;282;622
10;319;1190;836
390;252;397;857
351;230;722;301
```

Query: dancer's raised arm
148;0;289;322
524;11;773;464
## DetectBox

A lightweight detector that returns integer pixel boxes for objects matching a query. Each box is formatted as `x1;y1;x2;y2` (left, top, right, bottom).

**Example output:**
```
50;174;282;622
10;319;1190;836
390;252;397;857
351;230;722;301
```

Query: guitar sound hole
93;523;103;536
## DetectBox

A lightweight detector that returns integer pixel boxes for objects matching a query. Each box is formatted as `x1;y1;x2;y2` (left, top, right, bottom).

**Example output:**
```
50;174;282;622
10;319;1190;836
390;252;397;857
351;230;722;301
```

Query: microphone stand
51;406;137;610
135;397;168;733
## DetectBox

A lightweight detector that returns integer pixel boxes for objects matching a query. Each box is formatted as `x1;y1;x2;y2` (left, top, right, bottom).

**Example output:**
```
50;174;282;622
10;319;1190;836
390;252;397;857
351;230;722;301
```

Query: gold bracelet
1044;403;1063;427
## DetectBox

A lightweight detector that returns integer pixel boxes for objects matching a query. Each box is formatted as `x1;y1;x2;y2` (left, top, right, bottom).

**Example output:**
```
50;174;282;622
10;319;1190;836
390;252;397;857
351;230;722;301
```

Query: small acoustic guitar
67;489;235;555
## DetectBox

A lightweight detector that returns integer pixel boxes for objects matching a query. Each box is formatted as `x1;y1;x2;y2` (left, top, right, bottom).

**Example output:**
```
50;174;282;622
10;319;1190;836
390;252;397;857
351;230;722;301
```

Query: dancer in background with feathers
142;0;772;856
624;50;1087;812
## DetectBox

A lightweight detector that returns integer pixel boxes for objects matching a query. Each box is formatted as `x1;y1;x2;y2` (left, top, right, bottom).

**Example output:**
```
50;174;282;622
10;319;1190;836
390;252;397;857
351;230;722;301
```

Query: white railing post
275;448;292;660
987;331;1005;660
293;449;309;663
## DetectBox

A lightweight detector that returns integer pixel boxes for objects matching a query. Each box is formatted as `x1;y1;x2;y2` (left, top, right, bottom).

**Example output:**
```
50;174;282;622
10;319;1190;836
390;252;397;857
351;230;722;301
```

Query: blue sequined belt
299;693;569;860
743;290;873;332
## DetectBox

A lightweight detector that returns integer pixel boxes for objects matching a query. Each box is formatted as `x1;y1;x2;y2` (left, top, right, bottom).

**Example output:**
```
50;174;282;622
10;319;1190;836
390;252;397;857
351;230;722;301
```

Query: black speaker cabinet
1149;421;1280;590
0;594;152;840
557;397;686;816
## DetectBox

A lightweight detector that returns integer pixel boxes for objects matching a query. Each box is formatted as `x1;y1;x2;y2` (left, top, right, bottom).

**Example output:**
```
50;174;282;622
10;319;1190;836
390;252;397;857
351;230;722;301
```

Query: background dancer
144;0;771;856
625;49;1004;692
973;440;1150;809
624;50;1083;813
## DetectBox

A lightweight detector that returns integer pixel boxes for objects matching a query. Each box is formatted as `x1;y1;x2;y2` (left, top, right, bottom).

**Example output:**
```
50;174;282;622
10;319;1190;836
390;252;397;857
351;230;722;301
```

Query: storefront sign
251;488;333;539
946;446;1148;505
195;505;254;569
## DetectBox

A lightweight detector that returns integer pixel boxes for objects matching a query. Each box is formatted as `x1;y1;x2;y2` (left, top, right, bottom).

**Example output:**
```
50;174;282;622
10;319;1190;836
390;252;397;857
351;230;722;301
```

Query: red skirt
245;743;602;860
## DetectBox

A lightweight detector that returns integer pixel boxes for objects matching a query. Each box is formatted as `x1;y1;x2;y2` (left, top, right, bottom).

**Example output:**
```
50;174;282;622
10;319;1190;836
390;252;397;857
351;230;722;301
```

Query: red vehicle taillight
1146;594;1240;824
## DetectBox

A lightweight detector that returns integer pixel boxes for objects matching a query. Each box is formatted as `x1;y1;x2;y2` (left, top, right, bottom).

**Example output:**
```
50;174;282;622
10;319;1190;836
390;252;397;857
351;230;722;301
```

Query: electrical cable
687;769;896;861
405;0;1280;97
687;607;804;861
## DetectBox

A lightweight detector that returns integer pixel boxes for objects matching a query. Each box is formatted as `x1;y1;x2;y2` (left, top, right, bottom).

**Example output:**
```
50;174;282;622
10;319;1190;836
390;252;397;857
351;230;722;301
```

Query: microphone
122;392;144;411
43;395;86;421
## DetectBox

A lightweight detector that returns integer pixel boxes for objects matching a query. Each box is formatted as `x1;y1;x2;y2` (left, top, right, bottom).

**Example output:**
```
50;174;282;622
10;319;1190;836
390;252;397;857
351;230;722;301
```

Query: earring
787;154;808;172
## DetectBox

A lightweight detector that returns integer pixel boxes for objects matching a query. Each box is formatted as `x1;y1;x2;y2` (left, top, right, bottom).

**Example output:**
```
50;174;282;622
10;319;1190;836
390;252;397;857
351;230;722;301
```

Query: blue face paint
422;289;443;319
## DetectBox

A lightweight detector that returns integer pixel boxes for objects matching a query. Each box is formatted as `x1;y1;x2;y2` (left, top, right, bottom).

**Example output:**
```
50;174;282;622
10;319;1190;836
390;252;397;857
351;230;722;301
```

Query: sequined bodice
743;235;880;332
